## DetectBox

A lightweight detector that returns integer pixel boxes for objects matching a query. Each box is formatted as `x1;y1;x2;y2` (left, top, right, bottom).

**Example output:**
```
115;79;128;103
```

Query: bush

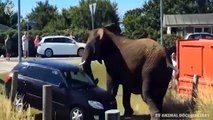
163;34;182;50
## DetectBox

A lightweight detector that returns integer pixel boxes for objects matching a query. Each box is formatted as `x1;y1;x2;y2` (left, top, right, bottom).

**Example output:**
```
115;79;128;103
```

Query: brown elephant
81;28;174;120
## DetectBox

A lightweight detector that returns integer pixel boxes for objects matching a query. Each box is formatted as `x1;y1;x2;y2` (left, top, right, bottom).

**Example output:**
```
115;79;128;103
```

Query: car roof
42;35;70;39
187;32;212;35
23;59;80;72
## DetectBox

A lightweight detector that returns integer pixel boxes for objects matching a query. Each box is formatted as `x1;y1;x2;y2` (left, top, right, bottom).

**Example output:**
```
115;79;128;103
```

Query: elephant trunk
81;45;95;80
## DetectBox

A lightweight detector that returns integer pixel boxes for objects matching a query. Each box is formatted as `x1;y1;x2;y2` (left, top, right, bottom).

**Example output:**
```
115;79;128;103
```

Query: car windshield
62;70;96;89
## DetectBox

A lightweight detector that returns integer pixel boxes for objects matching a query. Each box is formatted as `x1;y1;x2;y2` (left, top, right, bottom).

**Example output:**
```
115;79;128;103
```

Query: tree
0;2;17;29
68;0;120;30
26;0;58;30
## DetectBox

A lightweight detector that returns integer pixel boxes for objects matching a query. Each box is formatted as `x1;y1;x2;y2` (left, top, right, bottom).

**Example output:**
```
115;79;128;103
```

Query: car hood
76;42;86;48
84;86;117;109
86;86;114;101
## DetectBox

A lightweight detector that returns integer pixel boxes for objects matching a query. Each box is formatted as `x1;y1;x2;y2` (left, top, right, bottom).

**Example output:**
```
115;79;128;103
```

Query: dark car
5;60;117;120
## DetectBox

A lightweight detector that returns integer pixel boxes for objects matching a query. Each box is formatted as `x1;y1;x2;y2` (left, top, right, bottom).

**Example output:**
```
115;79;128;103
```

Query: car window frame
23;63;68;87
61;69;96;89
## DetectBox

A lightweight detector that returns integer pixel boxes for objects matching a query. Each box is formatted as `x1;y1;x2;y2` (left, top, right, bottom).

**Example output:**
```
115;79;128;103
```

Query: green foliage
68;0;120;30
162;34;182;49
0;2;18;29
26;1;58;30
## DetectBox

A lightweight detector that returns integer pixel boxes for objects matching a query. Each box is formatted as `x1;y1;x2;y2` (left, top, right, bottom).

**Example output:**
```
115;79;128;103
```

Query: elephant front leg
123;86;134;116
106;74;119;97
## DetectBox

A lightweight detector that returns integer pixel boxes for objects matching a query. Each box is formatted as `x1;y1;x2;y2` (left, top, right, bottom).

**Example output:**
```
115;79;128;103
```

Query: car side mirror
59;82;66;88
94;78;99;84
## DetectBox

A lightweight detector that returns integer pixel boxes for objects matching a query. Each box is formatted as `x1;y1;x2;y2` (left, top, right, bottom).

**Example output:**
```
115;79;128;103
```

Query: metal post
18;0;22;62
160;0;163;45
191;74;199;107
91;8;94;30
89;3;96;30
105;109;120;120
42;85;52;120
10;71;18;103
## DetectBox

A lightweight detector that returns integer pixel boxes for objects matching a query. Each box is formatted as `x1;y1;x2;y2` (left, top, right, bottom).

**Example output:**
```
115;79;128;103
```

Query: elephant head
81;24;122;80
81;29;106;80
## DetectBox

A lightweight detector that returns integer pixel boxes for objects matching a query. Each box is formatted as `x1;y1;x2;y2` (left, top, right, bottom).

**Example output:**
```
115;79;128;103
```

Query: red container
176;39;213;98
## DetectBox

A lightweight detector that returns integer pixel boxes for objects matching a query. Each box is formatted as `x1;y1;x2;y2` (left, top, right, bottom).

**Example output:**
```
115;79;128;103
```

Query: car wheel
45;48;53;57
70;107;84;120
13;92;28;112
77;48;84;57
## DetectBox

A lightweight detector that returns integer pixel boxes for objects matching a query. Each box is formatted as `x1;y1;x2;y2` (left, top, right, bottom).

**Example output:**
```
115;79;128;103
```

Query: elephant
81;28;174;120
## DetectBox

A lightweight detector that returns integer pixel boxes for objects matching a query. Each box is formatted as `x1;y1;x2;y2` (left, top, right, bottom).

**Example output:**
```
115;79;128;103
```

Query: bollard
10;71;18;103
191;74;199;106
42;85;52;120
105;109;120;120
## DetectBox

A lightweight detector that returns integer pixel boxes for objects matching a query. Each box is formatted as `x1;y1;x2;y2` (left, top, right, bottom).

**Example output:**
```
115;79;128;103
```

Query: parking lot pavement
0;57;81;73
0;61;18;73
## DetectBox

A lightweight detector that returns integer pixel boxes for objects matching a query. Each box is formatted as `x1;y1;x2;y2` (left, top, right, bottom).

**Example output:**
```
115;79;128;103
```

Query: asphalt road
0;57;82;73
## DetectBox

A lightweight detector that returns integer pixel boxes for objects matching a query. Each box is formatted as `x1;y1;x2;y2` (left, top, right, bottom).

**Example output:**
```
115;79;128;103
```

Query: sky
6;0;146;18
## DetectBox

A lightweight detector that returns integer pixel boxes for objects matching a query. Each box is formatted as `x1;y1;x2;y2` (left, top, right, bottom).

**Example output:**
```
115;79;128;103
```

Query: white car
37;36;86;57
184;32;213;40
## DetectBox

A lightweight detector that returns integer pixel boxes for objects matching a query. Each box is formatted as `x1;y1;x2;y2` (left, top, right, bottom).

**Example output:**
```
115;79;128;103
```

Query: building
163;13;213;36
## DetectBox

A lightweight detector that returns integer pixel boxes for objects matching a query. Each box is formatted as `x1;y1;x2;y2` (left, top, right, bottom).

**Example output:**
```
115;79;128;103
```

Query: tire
77;48;84;57
44;48;53;57
13;92;29;112
69;107;84;120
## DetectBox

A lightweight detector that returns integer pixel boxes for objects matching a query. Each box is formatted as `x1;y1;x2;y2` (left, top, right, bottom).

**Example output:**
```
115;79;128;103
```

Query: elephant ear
97;28;104;40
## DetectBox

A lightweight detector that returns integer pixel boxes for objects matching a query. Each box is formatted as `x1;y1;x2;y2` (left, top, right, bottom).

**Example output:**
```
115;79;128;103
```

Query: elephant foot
124;108;134;116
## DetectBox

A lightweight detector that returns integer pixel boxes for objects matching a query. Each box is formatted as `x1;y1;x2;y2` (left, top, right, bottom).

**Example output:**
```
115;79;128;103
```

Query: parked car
184;32;213;40
37;36;86;57
5;60;117;120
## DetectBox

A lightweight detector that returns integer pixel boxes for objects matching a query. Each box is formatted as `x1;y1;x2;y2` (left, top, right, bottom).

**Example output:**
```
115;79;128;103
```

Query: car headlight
88;100;104;110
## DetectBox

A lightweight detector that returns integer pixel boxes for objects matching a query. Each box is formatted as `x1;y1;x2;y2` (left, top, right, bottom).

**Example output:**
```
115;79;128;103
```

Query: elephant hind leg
141;71;164;120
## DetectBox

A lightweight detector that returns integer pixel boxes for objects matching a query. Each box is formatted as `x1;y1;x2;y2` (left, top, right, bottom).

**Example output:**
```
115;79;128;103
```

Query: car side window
44;38;52;43
52;38;63;43
26;66;44;80
44;69;63;85
71;72;85;82
190;34;200;39
64;38;73;43
26;66;62;85
203;34;213;39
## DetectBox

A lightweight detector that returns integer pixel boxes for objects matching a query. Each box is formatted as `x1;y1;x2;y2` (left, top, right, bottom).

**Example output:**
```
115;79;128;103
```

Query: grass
0;95;34;120
0;73;6;94
192;84;213;120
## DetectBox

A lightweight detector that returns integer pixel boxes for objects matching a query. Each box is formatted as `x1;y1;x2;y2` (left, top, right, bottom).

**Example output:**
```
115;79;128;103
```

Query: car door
43;68;69;111
18;65;45;109
51;37;67;55
16;64;30;95
63;37;79;55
